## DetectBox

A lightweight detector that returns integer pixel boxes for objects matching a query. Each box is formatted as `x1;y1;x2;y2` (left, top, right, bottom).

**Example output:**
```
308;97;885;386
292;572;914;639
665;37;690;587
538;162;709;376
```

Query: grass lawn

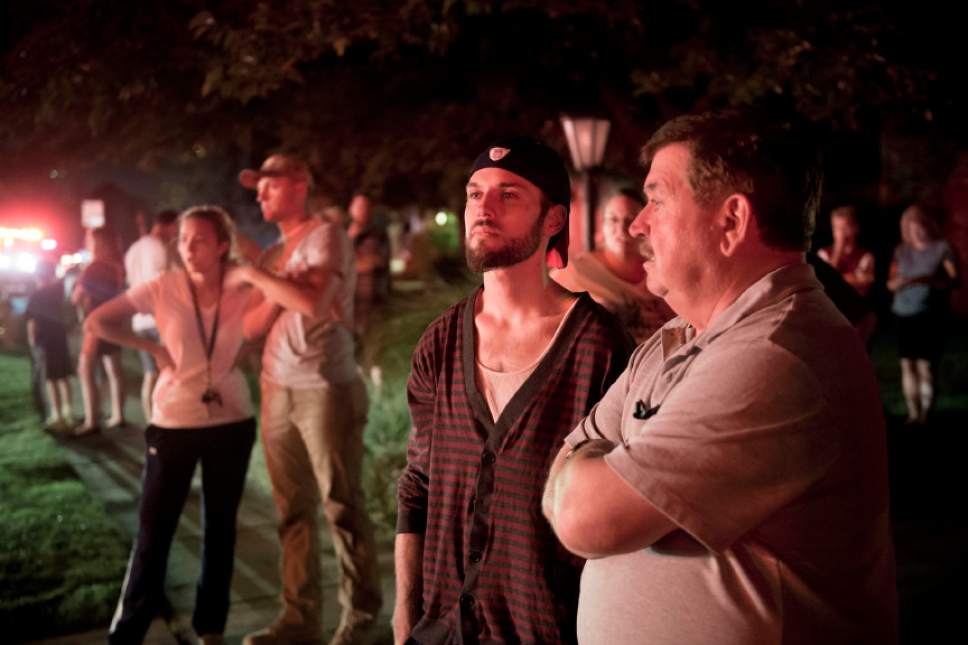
868;314;968;418
0;352;129;642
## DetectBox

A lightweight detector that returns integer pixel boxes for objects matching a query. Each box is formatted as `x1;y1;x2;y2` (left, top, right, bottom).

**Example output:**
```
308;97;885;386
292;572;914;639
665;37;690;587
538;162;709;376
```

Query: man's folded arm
543;440;675;560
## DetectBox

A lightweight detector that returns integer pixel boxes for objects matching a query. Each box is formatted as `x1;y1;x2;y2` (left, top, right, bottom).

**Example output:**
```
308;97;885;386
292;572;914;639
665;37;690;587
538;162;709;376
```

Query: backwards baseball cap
238;153;313;190
469;136;572;269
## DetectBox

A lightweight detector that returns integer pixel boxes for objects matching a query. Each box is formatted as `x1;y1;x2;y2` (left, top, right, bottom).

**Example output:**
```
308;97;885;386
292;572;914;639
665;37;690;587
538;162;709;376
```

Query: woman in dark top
72;226;126;434
888;205;960;424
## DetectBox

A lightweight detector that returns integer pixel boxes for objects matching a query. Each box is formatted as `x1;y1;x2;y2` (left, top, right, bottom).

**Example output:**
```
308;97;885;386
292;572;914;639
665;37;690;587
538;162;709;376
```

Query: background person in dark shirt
347;193;390;338
25;260;76;430
72;227;126;434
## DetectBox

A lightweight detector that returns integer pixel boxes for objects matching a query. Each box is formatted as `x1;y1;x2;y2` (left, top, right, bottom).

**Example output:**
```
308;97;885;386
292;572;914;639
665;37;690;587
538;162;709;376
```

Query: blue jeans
109;418;256;643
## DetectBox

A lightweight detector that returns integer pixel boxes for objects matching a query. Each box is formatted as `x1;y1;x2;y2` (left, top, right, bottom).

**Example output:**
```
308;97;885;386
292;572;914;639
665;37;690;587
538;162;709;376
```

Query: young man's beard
465;212;546;273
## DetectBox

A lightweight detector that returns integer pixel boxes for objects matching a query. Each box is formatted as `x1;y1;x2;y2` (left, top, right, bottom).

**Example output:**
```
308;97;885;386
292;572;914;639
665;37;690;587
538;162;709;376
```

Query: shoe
243;625;322;645
106;418;127;430
74;424;101;436
329;618;377;645
44;418;70;433
199;635;227;645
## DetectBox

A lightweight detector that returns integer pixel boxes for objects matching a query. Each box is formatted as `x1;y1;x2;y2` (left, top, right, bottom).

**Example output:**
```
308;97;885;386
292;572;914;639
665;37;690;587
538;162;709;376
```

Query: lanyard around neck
185;271;222;378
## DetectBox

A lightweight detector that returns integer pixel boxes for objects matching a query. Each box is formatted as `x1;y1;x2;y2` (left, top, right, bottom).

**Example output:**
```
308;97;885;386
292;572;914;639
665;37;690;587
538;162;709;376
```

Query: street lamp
560;115;611;251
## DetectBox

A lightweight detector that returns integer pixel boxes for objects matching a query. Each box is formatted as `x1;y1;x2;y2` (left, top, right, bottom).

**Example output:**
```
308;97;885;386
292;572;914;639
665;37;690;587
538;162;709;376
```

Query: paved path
28;423;395;645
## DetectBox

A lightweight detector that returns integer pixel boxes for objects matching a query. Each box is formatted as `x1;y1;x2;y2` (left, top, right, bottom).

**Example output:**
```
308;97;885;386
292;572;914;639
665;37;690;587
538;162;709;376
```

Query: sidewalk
28;422;396;645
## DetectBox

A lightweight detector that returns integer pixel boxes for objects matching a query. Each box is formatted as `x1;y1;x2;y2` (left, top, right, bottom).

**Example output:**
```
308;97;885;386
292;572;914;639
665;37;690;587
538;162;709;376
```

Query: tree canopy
1;0;961;208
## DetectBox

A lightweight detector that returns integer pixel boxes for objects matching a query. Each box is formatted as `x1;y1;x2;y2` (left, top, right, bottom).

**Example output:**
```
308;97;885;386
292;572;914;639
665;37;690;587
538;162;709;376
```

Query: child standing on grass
25;260;76;430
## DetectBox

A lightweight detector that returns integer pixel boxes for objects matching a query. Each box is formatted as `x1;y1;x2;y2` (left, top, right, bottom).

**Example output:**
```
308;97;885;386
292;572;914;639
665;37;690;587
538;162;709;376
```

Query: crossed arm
237;262;340;341
541;438;675;559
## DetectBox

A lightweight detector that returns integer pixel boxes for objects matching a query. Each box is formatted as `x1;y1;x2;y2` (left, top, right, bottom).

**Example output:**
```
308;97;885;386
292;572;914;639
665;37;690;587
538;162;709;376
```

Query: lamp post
560;115;611;251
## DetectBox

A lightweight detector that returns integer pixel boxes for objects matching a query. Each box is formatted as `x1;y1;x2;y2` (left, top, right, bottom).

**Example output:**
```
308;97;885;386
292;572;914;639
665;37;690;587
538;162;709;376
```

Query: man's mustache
637;237;654;259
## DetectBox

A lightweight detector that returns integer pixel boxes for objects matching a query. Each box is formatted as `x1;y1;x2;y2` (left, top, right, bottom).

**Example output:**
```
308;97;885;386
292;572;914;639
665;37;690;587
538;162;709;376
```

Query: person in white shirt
124;209;178;421
87;205;258;645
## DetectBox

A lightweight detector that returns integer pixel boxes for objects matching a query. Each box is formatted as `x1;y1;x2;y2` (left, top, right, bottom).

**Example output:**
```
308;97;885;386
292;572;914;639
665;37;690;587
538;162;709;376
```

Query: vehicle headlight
14;252;37;273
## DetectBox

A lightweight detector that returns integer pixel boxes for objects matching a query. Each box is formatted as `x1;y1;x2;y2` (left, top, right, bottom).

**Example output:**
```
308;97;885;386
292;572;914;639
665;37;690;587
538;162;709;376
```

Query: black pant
109;418;256;644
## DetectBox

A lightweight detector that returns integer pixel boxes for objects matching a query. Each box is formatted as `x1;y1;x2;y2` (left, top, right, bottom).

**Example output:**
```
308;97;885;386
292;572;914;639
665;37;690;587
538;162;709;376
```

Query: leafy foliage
360;273;480;532
0;1;960;207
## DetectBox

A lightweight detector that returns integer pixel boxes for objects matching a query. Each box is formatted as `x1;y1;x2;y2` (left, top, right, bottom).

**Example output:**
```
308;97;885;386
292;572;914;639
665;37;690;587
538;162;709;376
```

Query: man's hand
542;438;676;559
543;439;616;526
393;533;424;645
392;599;419;645
222;264;255;291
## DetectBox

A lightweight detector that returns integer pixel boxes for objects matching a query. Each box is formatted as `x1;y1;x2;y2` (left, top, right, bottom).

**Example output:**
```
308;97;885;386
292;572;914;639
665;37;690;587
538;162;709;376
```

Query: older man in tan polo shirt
543;111;897;645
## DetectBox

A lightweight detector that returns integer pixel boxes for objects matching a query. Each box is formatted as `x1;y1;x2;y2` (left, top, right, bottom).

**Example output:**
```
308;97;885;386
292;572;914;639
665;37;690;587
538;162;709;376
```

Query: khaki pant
260;376;382;637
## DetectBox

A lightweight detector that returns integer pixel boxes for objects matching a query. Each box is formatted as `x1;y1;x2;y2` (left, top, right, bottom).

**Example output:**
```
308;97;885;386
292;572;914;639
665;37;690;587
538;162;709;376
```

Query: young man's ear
719;194;752;256
543;204;567;238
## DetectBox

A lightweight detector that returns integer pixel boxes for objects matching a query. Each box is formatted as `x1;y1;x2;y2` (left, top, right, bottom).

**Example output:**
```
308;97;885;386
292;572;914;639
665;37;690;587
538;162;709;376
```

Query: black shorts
35;336;74;380
897;311;946;361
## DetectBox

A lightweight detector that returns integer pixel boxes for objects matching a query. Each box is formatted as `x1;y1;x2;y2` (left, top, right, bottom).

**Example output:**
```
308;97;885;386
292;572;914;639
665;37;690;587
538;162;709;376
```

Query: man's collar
659;262;820;359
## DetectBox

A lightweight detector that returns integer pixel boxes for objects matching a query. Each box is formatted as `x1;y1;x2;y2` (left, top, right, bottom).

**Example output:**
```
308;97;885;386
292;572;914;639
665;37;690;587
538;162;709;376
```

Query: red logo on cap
489;147;510;161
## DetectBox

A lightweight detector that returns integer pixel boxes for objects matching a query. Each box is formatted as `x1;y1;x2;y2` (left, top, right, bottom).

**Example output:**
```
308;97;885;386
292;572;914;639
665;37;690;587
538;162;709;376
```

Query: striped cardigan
398;289;633;644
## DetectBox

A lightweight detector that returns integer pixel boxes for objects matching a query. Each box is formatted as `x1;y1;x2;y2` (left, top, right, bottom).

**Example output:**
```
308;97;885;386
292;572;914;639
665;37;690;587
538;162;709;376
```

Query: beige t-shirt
567;263;897;645
476;299;579;421
262;220;358;387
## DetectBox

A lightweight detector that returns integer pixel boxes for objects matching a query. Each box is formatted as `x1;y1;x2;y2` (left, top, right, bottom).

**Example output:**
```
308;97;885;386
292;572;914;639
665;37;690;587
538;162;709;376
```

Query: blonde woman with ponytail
86;205;261;645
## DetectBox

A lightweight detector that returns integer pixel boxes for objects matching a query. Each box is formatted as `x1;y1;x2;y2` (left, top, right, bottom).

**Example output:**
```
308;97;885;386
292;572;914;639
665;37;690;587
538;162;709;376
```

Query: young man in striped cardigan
394;137;633;645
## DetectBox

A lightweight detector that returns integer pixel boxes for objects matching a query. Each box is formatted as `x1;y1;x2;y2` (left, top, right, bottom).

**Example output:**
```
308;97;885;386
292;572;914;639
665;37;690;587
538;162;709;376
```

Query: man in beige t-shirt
543;112;897;644
236;154;382;645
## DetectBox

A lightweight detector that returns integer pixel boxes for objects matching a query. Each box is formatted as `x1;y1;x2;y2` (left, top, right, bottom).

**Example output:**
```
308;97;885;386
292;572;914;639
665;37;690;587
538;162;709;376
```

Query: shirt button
460;593;476;608
469;551;482;564
481;449;496;465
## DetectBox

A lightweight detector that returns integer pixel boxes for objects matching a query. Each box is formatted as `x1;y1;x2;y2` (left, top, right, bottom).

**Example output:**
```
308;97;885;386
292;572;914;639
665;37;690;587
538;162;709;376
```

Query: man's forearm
393;532;424;645
245;266;327;318
543;439;615;532
543;438;676;559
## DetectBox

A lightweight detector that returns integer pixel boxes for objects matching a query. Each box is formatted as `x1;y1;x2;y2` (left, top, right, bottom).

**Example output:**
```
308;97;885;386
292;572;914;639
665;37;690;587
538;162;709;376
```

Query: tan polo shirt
567;263;897;645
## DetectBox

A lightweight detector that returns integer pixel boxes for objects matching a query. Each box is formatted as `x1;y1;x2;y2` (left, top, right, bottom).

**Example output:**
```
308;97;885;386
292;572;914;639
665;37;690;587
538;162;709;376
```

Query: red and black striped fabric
398;288;633;644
